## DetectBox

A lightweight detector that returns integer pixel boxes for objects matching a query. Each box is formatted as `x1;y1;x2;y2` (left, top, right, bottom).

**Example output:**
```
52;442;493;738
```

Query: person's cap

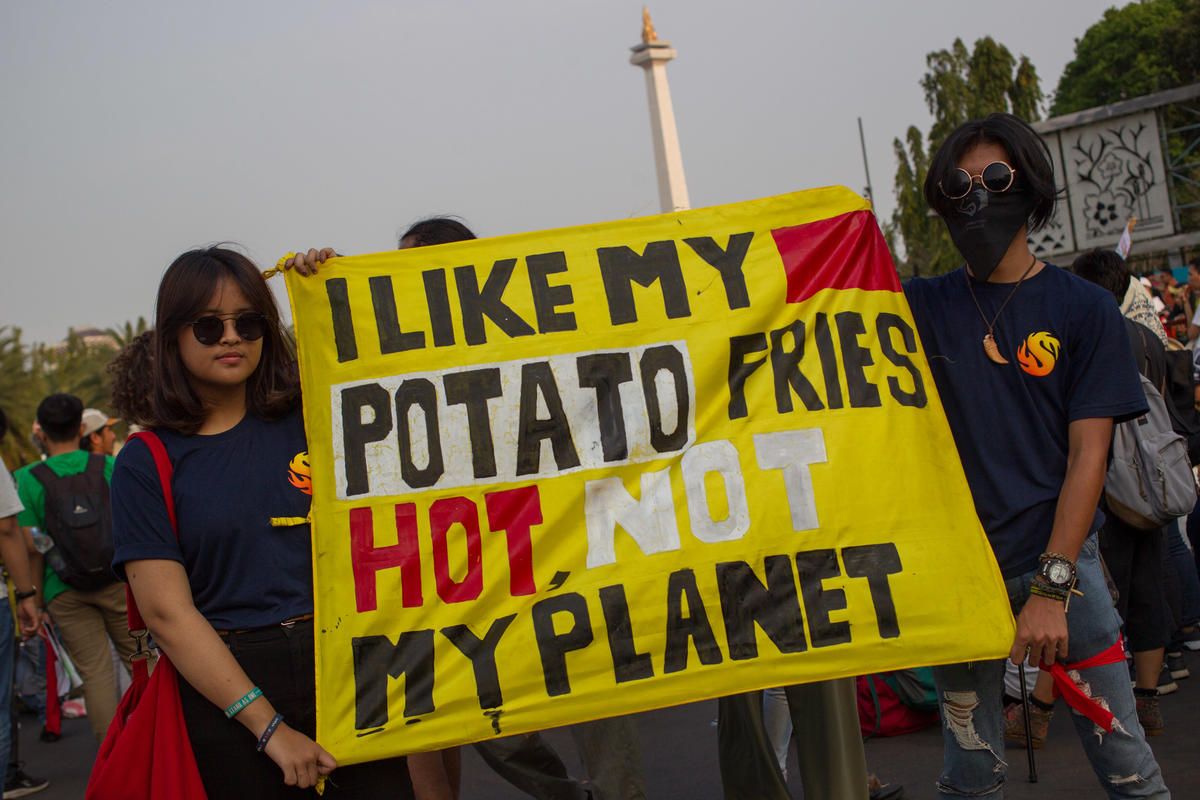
81;408;118;437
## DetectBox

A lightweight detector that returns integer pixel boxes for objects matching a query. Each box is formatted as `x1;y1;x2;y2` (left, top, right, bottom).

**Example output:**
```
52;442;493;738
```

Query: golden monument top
641;7;658;43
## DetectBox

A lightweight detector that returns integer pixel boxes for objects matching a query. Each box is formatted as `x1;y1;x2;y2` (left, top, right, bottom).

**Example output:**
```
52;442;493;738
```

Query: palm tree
0;324;131;469
104;317;149;349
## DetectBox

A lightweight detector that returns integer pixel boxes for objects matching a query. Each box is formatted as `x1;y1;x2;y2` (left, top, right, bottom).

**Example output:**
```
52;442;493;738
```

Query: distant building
50;326;118;353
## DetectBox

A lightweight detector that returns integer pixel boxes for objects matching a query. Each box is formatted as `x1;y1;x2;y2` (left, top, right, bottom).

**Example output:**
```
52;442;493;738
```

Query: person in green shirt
13;394;134;743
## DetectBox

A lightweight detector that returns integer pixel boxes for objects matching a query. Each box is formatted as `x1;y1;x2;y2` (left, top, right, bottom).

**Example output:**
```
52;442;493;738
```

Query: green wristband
225;687;262;719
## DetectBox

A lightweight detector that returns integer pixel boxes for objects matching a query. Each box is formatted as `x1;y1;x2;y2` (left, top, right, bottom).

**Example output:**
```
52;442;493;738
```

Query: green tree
1051;0;1200;233
890;37;1043;277
0;326;124;470
888;128;960;277
44;333;117;408
0;327;42;468
1051;0;1197;116
105;316;150;350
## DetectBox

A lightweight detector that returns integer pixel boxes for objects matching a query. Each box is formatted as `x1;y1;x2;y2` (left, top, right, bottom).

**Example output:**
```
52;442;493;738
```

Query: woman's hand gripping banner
283;186;1014;764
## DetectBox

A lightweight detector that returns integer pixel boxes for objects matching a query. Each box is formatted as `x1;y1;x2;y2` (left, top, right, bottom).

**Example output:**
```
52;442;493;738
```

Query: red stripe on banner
771;210;900;304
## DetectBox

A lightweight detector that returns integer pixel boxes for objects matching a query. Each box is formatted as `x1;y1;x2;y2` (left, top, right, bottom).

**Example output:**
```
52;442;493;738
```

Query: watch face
1045;561;1072;585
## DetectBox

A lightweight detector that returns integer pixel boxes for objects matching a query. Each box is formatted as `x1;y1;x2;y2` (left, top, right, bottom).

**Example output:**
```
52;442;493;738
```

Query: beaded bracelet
224;687;262;719
257;713;285;752
1028;581;1069;604
1030;574;1069;593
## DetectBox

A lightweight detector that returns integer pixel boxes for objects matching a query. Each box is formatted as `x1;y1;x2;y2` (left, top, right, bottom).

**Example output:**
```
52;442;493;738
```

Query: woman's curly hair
108;330;157;428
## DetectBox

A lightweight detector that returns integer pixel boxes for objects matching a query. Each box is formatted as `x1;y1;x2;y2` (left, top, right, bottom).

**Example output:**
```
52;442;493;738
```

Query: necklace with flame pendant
965;255;1038;365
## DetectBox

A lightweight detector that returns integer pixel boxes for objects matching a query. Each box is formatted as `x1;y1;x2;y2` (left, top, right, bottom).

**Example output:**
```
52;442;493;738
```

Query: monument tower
630;8;690;213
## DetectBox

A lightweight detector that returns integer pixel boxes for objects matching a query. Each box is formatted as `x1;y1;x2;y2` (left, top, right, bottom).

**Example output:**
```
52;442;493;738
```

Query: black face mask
942;186;1038;281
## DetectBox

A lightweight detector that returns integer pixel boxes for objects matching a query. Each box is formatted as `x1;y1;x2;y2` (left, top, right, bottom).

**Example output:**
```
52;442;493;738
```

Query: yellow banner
284;186;1014;764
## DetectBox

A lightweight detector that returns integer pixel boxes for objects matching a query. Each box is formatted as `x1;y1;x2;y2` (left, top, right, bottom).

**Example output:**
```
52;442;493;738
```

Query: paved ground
20;658;1200;798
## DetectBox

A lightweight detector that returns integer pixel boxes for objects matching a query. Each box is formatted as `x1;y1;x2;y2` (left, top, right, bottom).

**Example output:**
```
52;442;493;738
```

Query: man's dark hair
36;394;84;443
1072;249;1130;302
923;112;1059;233
0;407;7;443
399;217;476;248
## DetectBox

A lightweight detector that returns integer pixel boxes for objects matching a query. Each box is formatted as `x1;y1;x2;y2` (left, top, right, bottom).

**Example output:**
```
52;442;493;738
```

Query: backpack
30;454;117;590
857;668;940;738
1104;373;1197;530
1162;344;1200;463
1127;323;1200;464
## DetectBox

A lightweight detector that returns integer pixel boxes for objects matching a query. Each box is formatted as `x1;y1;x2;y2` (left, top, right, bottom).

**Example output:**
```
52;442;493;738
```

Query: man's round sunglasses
187;312;268;346
938;161;1017;200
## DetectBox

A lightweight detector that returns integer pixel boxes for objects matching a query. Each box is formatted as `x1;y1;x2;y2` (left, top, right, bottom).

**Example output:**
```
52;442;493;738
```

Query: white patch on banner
681;440;750;543
330;341;696;499
753;429;827;532
584;469;681;568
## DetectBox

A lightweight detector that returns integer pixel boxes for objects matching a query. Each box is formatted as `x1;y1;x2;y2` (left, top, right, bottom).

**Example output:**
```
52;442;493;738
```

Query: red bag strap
123;431;178;636
128;431;177;530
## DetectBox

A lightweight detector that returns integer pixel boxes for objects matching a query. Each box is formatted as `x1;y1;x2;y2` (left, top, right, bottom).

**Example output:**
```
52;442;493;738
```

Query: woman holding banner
109;246;412;797
286;220;647;800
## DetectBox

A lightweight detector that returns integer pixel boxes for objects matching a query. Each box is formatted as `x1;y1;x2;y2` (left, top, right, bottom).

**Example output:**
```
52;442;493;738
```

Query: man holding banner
907;113;1169;798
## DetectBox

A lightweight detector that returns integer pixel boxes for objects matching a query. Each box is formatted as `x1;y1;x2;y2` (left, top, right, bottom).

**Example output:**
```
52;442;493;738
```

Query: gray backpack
1105;373;1197;530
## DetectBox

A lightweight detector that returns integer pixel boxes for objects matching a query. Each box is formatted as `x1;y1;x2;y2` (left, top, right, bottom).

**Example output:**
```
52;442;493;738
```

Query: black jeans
177;618;412;799
1099;517;1172;653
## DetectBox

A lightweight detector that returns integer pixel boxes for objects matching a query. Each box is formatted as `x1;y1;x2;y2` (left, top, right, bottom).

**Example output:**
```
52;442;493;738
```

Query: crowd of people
0;112;1196;799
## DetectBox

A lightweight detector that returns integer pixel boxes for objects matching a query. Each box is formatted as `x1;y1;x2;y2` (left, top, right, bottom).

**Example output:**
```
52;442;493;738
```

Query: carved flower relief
1083;191;1130;231
1096;151;1125;183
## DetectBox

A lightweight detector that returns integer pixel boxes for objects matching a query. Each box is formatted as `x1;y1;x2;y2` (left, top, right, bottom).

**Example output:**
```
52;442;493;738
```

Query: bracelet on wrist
1030;574;1069;592
224;687;262;719
1030;575;1069;594
1028;581;1069;605
257;713;284;752
13;588;37;602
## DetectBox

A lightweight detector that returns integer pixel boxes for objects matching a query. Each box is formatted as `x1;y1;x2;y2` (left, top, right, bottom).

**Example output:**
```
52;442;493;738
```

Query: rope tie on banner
1041;636;1126;732
261;253;296;280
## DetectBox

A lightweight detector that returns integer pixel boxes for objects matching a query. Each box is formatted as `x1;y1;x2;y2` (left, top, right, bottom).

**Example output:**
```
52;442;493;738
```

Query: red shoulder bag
86;431;207;799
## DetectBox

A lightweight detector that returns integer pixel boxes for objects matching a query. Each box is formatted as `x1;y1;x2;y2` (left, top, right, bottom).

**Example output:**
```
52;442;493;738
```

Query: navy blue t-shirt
111;407;314;630
904;264;1145;578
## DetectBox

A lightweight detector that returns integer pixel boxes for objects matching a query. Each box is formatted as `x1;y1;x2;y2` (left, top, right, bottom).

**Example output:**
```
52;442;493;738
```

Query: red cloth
1042;637;1127;733
40;626;61;736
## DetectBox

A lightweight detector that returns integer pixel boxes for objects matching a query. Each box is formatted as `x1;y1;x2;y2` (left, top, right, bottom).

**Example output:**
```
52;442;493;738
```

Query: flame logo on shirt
1016;331;1060;377
287;452;312;495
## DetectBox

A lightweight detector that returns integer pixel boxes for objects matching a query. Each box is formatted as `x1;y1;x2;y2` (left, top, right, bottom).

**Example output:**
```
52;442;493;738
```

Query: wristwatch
1037;554;1077;590
13;588;37;601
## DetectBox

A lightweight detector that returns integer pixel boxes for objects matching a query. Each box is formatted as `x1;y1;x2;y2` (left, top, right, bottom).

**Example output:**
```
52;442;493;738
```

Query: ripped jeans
931;534;1169;798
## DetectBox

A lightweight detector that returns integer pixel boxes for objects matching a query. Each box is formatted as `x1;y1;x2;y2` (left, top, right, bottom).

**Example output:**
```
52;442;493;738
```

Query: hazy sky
2;0;1120;345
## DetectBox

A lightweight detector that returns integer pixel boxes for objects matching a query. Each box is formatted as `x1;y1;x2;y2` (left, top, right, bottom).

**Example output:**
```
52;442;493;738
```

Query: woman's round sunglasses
938;161;1017;199
187;312;268;346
